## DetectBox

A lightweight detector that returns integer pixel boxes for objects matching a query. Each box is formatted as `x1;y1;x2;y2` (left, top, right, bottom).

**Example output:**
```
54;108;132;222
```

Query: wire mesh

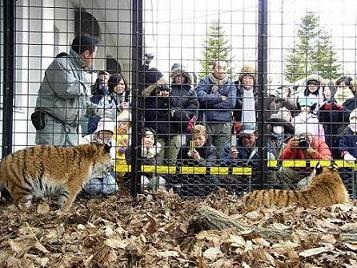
0;0;357;199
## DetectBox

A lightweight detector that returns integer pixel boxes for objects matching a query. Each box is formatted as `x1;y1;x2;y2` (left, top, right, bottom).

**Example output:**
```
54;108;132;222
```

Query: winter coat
170;82;199;133
318;100;343;157
222;138;259;168
338;128;357;158
143;82;176;136
174;141;218;196
35;49;99;125
196;76;236;122
280;136;332;160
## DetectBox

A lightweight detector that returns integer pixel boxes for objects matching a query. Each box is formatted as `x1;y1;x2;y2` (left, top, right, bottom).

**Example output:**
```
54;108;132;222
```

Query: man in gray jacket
33;35;101;146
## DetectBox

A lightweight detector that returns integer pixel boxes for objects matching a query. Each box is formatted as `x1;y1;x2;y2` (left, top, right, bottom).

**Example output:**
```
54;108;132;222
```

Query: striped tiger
0;143;112;210
242;163;349;210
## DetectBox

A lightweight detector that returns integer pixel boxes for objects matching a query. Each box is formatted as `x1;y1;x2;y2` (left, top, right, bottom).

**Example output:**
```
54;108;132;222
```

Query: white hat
95;118;115;134
240;123;257;134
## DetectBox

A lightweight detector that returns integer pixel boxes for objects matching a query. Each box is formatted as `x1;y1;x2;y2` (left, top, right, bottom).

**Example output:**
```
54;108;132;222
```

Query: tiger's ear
315;162;323;175
104;142;112;153
329;162;339;171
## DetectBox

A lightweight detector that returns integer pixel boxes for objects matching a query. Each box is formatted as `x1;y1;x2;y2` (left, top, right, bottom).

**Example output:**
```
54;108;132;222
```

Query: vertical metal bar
2;0;16;157
257;0;268;189
130;0;143;197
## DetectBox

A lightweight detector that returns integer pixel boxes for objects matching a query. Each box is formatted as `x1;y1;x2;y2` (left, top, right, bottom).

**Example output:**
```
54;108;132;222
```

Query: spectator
278;131;332;188
297;75;324;113
233;64;258;134
90;70;110;104
335;75;354;105
174;124;218;196
114;110;132;178
267;107;295;160
196;60;236;158
170;66;199;144
318;82;343;158
267;85;298;117
292;97;325;141
142;69;180;163
32;35;102;146
223;123;259;167
81;118;118;196
338;108;357;161
280;131;331;160
341;77;357;131
88;73;130;134
140;127;165;191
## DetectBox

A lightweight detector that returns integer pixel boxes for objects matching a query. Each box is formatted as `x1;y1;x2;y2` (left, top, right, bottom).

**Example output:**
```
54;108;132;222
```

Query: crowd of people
31;35;357;197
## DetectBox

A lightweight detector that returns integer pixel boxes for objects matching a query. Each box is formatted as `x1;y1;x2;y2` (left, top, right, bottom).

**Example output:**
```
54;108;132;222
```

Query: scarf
208;73;229;93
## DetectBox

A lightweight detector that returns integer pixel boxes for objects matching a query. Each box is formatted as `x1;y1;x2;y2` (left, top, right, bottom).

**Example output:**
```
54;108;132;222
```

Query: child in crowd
140;127;165;191
81;118;118;196
114;110;132;178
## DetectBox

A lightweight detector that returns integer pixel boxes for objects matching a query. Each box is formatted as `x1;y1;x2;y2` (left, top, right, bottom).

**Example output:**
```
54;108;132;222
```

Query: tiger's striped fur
242;163;349;210
0;143;111;210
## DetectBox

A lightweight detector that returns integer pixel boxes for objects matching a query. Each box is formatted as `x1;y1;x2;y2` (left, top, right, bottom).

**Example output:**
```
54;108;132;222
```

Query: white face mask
273;126;284;134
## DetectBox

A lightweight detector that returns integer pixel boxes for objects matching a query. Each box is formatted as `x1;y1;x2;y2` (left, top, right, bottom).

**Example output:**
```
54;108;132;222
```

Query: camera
155;84;170;94
298;136;310;148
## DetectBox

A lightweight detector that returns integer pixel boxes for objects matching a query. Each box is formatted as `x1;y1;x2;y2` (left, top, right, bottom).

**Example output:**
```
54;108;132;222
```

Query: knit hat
238;64;256;84
95;118;115;134
349;108;357;121
144;67;163;88
269;107;294;134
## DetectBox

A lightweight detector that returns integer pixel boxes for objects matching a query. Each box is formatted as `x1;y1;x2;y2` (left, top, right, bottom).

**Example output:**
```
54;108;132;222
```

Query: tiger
242;163;350;210
0;143;112;211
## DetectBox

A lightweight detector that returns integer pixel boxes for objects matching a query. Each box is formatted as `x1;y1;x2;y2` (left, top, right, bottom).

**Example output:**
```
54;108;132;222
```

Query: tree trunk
188;206;292;240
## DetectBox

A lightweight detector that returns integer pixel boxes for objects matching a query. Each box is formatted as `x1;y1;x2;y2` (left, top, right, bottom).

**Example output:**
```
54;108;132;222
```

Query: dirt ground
0;189;356;268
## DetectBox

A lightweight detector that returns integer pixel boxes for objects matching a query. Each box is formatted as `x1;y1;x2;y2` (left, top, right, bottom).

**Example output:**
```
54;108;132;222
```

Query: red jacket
280;136;332;160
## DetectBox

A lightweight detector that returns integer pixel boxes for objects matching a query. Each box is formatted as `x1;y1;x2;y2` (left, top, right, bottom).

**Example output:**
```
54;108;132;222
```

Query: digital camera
298;136;310;148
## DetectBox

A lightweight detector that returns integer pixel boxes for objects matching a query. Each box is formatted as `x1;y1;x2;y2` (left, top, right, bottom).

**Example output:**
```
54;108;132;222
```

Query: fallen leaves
0;189;355;267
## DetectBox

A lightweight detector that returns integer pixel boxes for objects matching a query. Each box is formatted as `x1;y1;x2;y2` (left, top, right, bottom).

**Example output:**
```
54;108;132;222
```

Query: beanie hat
269;107;294;134
238;64;256;84
95;118;115;134
144;67;163;88
349;108;357;121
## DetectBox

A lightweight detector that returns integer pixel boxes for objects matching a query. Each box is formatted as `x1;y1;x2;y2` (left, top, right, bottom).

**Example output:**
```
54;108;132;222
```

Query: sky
143;0;357;87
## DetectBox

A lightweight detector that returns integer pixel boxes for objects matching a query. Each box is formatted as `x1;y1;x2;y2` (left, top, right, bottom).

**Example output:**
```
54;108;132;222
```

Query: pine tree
199;22;232;79
285;12;341;83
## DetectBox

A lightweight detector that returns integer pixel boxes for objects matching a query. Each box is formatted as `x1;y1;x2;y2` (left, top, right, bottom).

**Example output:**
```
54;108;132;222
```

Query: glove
344;153;356;161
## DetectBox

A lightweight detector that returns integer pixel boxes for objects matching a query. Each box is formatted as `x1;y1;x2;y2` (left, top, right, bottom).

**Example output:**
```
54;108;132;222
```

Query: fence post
2;0;16;157
130;0;144;197
257;0;268;189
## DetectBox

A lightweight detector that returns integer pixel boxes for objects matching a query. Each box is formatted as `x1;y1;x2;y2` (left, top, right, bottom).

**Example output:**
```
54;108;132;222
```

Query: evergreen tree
199;22;232;79
285;12;341;83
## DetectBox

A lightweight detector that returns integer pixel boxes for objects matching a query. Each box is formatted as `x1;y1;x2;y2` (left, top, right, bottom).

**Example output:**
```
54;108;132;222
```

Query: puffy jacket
280;136;332;160
35;49;98;125
338;128;357;158
196;76;236;122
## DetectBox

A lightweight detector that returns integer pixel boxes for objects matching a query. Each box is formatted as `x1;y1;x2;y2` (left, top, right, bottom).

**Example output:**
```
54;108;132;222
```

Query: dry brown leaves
0;189;356;268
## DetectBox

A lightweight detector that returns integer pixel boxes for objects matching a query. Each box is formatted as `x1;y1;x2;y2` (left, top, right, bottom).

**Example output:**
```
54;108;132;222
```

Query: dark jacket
222;137;259;168
170;84;199;133
173;141;218;196
338;128;357;158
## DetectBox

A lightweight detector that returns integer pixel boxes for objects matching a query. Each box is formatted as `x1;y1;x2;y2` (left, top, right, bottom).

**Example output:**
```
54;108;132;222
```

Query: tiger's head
310;162;342;184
